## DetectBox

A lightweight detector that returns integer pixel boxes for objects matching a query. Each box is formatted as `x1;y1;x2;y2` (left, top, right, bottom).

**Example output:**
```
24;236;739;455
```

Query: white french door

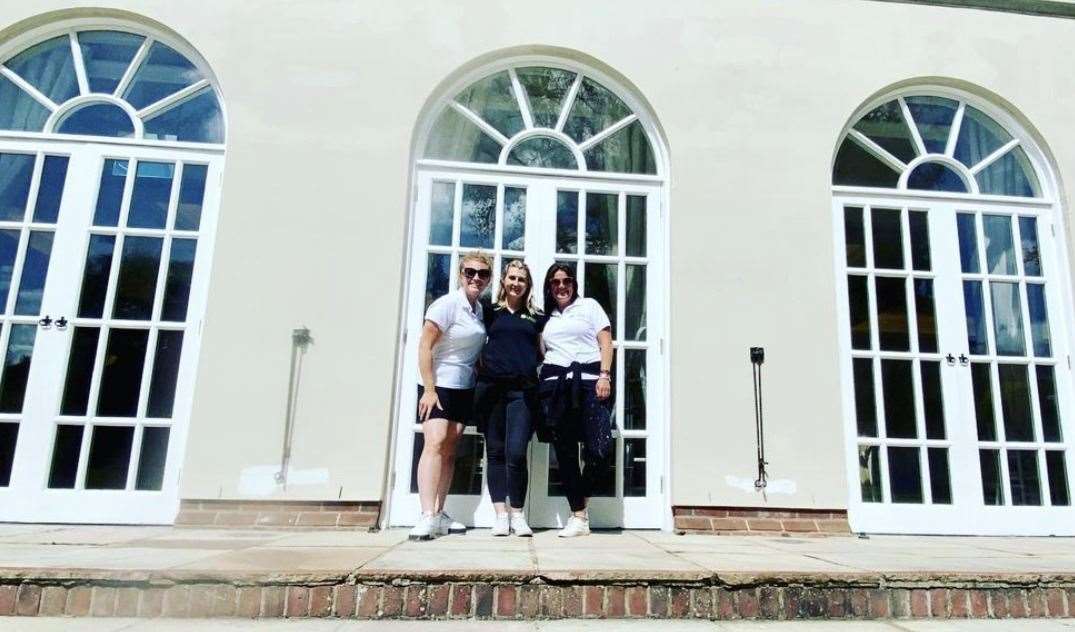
836;193;1075;534
0;138;221;524
389;168;665;529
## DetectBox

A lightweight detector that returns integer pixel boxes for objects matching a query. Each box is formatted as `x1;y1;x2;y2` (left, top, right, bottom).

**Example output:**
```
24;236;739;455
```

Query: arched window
423;66;656;174
0;29;224;143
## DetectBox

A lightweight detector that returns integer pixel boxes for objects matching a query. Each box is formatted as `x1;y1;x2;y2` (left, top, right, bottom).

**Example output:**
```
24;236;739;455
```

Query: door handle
959;354;969;366
56;317;68;330
945;353;955;366
38;315;52;329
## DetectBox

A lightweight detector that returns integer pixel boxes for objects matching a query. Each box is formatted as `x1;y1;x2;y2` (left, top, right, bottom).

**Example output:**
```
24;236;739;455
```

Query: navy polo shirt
479;301;544;379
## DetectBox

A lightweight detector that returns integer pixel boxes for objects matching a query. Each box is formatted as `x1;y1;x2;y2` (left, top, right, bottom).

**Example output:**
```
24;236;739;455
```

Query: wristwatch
598;370;611;380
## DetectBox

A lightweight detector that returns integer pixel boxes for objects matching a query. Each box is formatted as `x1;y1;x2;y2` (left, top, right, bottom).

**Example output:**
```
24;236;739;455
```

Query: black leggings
484;389;532;509
550;384;612;512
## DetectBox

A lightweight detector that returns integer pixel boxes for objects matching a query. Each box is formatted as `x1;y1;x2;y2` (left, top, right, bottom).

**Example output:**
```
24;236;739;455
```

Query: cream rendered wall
1;0;1072;509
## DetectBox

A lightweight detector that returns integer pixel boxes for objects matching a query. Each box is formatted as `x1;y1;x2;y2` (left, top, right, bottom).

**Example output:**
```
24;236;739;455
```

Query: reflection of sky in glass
983;215;1016;275
956;213;980;274
990;281;1025;357
963;281;987;355
502;187;525;251
14;231;54;316
0;229;19;310
5;324;36;363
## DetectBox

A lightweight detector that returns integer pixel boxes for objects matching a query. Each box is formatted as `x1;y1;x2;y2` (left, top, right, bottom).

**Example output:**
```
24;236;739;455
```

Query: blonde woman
411;251;492;540
473;260;542;536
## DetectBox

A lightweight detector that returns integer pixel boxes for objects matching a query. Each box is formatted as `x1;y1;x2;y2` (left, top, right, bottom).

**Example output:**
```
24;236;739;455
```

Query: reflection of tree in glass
563;78;631;143
503;193;525;251
517;67;577;129
461;190;495;248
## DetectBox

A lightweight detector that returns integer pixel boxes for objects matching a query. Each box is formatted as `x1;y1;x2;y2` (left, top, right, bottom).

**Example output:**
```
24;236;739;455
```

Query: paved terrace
0;525;1073;621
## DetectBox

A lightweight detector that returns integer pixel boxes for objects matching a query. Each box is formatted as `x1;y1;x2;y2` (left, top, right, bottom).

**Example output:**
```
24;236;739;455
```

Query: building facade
0;0;1071;536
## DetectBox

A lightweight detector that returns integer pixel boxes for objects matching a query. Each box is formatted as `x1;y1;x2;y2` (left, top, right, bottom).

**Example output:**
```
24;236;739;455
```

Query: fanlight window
424;66;656;175
834;95;1040;197
0;29;223;143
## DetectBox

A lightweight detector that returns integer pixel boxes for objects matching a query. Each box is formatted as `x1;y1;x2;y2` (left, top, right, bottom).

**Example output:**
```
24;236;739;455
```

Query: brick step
2;570;1073;620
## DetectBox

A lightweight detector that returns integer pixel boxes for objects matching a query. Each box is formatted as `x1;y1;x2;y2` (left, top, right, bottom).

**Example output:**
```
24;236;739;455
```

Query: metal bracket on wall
275;327;313;487
751;347;769;490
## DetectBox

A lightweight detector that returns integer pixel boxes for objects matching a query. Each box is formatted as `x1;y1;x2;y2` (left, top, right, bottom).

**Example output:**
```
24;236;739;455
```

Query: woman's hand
418;388;442;422
595;377;611;400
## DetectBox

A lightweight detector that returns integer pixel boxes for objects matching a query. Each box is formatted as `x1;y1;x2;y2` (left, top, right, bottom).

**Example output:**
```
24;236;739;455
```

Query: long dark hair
542;262;578;314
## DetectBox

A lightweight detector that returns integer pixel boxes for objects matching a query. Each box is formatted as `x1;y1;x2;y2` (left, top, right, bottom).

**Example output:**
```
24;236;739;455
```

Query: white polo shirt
542;297;611;378
421;289;485;389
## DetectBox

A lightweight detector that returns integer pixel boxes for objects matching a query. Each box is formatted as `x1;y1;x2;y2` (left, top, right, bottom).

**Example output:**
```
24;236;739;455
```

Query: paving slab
170;546;389;573
363;545;535;572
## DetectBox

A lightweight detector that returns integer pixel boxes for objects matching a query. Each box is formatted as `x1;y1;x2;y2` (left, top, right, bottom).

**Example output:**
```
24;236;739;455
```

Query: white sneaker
557;515;590;538
509;512;533;537
437;512;467;535
491;513;510;536
409;513;438;541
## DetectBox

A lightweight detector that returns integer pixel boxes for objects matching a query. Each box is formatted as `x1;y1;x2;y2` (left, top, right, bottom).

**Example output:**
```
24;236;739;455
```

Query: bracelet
597;375;611;382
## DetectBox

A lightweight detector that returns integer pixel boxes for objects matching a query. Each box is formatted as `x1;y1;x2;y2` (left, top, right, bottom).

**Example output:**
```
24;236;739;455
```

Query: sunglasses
463;267;492;280
550;277;574;288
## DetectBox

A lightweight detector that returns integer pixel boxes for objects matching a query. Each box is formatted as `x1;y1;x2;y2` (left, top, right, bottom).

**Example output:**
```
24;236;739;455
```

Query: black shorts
416;385;475;425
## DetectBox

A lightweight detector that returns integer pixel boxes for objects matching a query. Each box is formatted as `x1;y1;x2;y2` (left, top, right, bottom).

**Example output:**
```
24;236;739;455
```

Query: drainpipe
275;327;313;488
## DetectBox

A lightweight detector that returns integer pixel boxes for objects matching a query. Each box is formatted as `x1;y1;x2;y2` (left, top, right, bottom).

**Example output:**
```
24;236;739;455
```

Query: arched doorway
832;88;1074;534
0;19;226;523
389;59;669;529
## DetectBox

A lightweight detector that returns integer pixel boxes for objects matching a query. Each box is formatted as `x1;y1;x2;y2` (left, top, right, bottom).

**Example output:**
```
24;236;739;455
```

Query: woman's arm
595;327;613;400
417;320;443;421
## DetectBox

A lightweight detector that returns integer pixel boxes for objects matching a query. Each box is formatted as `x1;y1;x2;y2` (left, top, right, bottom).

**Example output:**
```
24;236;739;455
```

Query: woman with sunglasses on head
473;260;543;537
538;263;614;538
411;251;493;541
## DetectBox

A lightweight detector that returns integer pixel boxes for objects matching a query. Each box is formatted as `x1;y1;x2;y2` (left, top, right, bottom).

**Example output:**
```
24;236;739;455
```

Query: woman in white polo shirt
411;251;492;541
537;262;614;538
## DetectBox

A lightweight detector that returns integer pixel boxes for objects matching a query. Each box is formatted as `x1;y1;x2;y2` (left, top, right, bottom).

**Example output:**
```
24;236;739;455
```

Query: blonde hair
495;259;539;315
457;251;493;276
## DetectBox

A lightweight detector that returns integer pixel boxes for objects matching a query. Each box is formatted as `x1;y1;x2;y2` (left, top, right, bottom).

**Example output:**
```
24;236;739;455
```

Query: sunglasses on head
550;277;574;288
463;267;492;280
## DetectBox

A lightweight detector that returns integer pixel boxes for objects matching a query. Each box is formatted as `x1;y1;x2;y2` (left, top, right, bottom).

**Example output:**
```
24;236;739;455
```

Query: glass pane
0;324;34;413
507;136;577;169
905;96;958;155
60;327;100;416
0;230;18;308
556;190;578;254
882;359;916;438
0;422;15;487
47;425;83;489
516;67;576;128
0;75;50;131
624;438;646;497
976;146;1040;198
584;120;656;175
853;358;877;437
888;446;924;503
956;213;980;273
123;41;202;110
847;275;871;350
77;30;145;94
128;162;174;229
563;77;631;144
1026;284;1051;358
0;153;34;221
626;195;646;257
13;231;53;316
143;89;225;143
1007;450;1042;506
409;432;485;495
32;155;69;223
928;448;952;504
175;164;207;231
135;426;170;490
584;262;616;337
147;330;183;418
424;253;450;310
1019;217;1042;276
980;449;1004;505
623;349;646;430
96;329;149;417
625;265;646;341
844;206;866;267
455;71;524;138
998;364;1034;442
963;281;988;355
1037;365;1062;442
1046;452;1070;506
93;159;128;227
76;234;115;318
460;184;495;249
853;100;917;163
982;215;1016;275
56;103;134;138
871;208;903;269
424;107;501;164
85;425;134;490
990;282;1025;356
875;276;909;351
585;193;617;255
5;35;79;104
955;106;1012;167
921;360;945;439
832;138;900;188
161;239;196;321
428;181;454;246
501;187;525;251
908;211;931;271
113;237;163;320
859;445;882;502
907;163;967;193
914;279;937;353
971;363;997;441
